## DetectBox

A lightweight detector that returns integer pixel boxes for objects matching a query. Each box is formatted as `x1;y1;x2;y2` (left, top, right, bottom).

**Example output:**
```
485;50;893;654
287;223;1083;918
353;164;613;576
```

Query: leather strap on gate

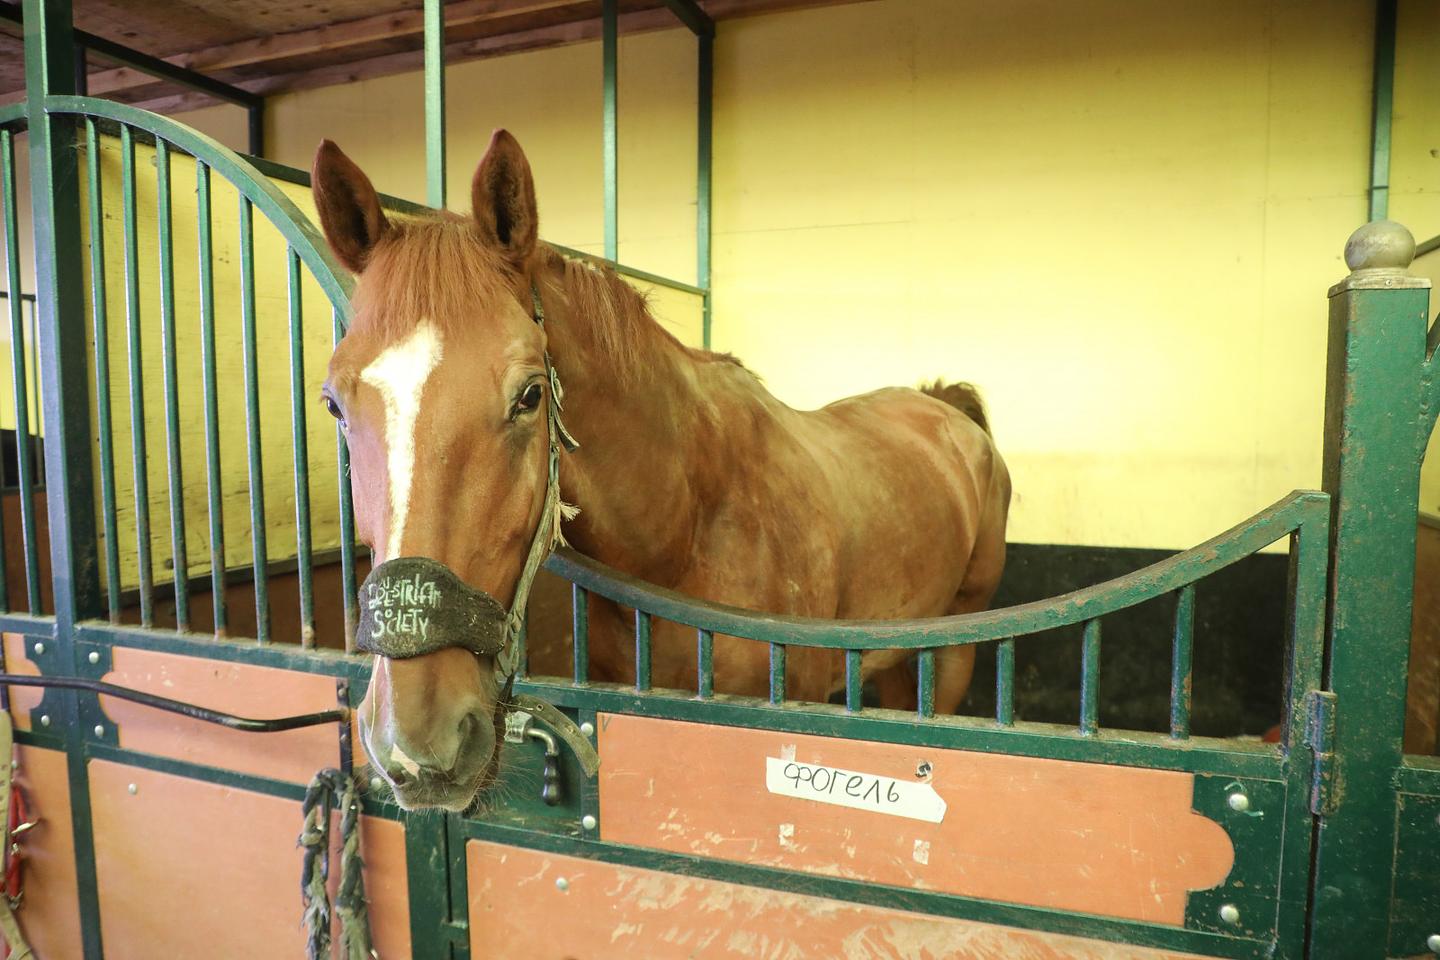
0;714;32;959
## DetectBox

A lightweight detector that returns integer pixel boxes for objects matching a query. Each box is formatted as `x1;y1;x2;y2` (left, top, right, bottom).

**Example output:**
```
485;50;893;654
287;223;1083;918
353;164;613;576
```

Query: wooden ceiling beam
113;0;873;119
81;0;583;99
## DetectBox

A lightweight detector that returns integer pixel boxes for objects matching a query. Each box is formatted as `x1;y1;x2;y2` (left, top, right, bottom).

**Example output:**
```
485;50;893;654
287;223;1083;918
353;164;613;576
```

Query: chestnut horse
314;131;1012;811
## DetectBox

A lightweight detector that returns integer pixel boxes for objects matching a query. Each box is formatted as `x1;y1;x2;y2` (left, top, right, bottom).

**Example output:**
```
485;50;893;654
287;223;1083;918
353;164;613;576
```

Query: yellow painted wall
80;133;345;590
154;0;1440;548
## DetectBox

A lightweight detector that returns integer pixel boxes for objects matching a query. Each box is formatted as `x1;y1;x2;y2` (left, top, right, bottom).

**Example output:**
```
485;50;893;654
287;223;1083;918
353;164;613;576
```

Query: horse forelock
349;213;522;341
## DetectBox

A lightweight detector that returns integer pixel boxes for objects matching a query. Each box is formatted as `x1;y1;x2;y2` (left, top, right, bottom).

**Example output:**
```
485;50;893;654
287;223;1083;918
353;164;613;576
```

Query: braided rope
299;769;376;960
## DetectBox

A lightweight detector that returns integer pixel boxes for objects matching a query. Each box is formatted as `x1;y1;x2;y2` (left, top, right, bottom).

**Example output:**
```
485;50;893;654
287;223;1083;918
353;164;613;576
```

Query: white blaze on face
360;321;444;560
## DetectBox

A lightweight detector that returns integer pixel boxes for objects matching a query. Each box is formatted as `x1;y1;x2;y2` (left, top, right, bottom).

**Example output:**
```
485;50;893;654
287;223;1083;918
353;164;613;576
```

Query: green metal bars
546;490;1324;738
0;128;38;613
52;100;356;648
238;198;271;643
196;161;227;635
85;118;122;622
120;124;154;625
156;140;189;631
288;250;315;647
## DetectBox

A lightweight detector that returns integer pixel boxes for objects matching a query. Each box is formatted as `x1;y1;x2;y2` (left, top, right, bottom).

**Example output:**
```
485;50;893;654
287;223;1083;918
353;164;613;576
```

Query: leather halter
354;281;599;776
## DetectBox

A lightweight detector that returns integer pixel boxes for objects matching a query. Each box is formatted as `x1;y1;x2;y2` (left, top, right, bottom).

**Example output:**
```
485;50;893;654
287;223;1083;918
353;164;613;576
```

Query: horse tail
920;379;991;435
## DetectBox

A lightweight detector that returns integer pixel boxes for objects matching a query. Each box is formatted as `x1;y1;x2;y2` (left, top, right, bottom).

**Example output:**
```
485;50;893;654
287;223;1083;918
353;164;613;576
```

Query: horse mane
539;244;745;388
349;212;744;389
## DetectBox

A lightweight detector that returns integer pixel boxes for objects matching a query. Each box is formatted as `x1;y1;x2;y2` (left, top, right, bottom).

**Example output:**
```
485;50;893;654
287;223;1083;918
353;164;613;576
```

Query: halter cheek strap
354;280;598;777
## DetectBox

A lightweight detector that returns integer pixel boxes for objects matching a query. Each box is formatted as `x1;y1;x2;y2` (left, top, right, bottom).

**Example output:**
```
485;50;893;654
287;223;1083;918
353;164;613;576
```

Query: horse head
314;130;561;811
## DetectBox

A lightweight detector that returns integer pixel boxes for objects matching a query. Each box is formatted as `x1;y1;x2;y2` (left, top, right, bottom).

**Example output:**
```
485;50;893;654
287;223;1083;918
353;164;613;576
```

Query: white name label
764;757;947;823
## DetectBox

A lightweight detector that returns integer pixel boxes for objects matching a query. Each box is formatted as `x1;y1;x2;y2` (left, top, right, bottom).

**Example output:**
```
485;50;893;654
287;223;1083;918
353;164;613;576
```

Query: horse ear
471;129;538;262
312;140;390;274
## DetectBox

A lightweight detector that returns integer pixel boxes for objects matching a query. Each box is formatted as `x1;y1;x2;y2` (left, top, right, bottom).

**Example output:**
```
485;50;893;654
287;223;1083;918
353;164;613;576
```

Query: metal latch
504;710;563;806
1306;690;1340;816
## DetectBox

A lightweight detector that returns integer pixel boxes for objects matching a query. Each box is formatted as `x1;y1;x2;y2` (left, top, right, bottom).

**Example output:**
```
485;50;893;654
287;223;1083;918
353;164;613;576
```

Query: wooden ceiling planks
0;0;868;114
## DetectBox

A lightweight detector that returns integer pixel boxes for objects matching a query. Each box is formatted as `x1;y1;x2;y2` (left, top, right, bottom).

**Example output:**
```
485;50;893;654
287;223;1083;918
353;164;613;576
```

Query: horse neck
537;253;709;583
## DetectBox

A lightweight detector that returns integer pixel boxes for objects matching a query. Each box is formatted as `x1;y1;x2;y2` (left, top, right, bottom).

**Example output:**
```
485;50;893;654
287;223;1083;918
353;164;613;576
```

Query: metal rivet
581;814;597;831
87;651;100;664
31;642;43;656
555;877;569;892
579;721;595;738
1427;933;1440;954
370;777;384;792
916;761;933;779
1227;792;1250;812
93;725;105;737
1219;904;1240;925
127;783;137;795
38;715;49;727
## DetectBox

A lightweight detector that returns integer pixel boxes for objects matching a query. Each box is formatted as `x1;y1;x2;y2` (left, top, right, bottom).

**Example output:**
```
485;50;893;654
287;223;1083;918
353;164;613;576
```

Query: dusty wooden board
89;759;409;958
466;839;1215;959
9;745;81;960
100;646;343;783
597;713;1234;925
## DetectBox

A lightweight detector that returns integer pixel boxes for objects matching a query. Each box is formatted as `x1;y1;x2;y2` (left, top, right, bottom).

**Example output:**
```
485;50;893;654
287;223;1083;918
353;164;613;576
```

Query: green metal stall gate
1;0;1438;957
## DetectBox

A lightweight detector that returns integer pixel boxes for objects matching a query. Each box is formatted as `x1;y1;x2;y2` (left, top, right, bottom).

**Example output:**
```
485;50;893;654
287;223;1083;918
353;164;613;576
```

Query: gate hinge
1305;690;1341;816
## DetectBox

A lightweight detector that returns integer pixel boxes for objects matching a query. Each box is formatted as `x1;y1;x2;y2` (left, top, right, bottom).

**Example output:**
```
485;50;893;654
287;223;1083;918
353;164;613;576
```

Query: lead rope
0;713;32;960
299;768;375;960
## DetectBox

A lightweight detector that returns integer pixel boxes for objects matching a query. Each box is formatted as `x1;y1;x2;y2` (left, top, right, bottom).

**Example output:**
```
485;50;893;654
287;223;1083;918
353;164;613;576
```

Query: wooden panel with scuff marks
89;760;409;959
8;746;81;960
101;646;343;784
466;839;1214;960
597;714;1234;925
1;634;42;733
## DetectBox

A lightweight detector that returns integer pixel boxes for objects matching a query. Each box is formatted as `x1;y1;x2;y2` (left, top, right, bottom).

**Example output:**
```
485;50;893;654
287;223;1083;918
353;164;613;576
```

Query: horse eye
323;396;345;424
517;383;543;413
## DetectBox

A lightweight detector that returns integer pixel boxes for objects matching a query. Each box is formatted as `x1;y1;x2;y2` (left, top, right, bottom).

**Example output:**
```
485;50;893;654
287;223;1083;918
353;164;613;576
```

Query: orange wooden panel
2;633;43;733
89;760;410;959
101;646;343;784
467;840;1213;960
597;714;1233;925
8;746;81;960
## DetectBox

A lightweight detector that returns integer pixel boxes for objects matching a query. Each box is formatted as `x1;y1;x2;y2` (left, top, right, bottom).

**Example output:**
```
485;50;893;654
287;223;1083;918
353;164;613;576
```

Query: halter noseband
354;281;598;777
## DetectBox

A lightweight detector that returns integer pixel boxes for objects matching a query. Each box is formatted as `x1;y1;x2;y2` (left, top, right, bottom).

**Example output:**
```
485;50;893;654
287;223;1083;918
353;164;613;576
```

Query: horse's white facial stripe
360;321;444;560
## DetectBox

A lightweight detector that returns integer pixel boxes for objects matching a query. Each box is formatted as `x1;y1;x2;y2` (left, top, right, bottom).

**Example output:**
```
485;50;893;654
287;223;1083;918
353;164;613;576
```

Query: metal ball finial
1344;219;1415;272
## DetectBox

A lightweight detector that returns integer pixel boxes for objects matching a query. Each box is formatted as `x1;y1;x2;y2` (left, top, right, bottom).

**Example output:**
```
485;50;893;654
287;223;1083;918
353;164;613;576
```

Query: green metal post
697;31;712;348
424;0;445;209
1368;0;1395;222
1308;220;1428;958
602;0;618;261
23;0;105;954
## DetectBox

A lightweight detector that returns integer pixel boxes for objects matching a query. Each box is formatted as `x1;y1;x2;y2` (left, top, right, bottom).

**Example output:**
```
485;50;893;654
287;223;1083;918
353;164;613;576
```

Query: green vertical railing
119;124;153;625
196;161;227;635
334;306;358;651
1;130;39;613
287;249;315;647
155;140;189;630
85;118;121;622
237;198;270;643
1170;584;1195;739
